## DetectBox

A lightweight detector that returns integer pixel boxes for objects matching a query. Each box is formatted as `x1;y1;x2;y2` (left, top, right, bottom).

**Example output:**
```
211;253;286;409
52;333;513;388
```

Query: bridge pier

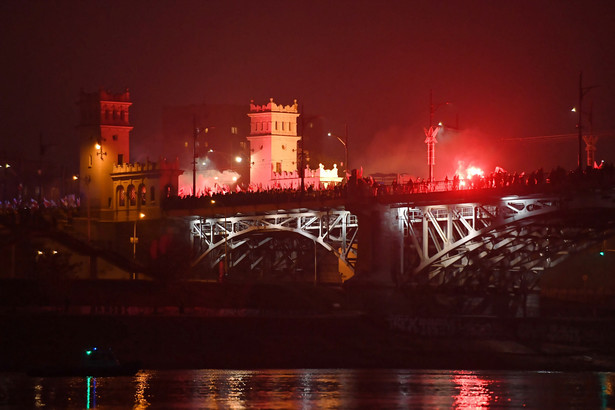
349;202;401;286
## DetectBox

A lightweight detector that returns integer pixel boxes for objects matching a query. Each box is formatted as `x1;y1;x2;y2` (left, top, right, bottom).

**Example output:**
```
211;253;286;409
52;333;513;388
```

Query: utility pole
583;102;597;167
576;72;598;171
193;114;198;196
578;72;583;171
299;103;305;194
345;123;349;180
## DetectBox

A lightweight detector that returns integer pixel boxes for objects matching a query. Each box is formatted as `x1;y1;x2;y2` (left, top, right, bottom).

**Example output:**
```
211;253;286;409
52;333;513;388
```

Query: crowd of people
166;183;347;209
2;164;615;215
349;164;615;198
166;163;615;209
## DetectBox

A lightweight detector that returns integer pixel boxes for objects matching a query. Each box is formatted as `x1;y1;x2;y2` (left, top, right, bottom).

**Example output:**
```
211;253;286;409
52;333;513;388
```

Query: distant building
78;89;182;221
161;99;341;194
247;98;342;190
161;103;250;196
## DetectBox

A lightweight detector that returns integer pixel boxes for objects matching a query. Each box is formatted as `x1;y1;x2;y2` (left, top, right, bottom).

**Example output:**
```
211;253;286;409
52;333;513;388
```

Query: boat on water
28;347;141;377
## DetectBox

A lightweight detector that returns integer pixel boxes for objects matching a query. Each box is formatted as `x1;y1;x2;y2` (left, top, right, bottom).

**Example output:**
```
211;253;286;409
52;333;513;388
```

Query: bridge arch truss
396;192;615;293
189;209;358;280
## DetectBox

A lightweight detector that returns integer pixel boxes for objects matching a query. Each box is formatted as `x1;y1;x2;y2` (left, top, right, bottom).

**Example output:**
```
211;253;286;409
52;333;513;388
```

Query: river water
1;369;614;409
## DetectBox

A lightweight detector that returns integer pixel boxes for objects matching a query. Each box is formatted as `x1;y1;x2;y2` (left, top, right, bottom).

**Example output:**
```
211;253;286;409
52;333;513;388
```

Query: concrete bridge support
349;202;402;286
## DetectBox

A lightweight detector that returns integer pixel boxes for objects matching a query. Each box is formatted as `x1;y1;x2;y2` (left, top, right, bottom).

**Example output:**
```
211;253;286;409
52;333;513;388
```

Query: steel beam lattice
397;192;615;292
190;210;358;274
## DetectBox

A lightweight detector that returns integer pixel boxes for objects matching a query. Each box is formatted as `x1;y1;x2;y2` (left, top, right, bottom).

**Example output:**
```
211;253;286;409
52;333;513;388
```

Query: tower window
139;184;147;205
231;126;238;134
113;135;118;141
128;185;136;206
117;186;125;207
275;162;282;174
118;154;123;165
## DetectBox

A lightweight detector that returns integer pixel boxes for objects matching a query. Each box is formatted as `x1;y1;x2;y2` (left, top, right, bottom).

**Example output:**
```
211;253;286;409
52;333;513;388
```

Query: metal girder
189;210;359;275
397;192;615;293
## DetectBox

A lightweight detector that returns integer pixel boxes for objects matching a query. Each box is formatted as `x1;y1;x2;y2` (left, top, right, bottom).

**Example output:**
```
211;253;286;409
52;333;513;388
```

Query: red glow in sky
2;1;615;179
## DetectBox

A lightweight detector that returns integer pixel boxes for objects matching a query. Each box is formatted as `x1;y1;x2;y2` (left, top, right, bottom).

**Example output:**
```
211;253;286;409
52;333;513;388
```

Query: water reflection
133;372;151;409
86;376;95;409
452;370;495;408
2;369;613;408
33;383;43;408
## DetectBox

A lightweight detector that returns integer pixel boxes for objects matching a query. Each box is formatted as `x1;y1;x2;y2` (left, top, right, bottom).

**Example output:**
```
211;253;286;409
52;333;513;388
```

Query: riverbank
1;280;614;373
2;311;615;373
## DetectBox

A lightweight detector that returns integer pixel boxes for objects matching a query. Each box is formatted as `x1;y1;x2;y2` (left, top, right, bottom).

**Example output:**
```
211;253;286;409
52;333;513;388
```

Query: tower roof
250;98;298;113
79;88;131;104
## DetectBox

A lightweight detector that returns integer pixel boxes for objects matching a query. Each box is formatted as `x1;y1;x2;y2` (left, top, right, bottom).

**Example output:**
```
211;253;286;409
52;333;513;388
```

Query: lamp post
192;115;214;197
131;212;145;280
425;90;449;184
0;162;11;202
574;72;597;171
327;124;349;182
299;104;306;194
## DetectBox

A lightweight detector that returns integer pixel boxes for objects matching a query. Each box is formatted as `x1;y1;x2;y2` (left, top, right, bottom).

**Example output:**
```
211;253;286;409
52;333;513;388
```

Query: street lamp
131;212;145;280
95;139;107;161
192;115;214;197
1;162;12;201
205;149;243;171
425;90;449;184
574;72;598;171
72;175;79;197
327;124;349;182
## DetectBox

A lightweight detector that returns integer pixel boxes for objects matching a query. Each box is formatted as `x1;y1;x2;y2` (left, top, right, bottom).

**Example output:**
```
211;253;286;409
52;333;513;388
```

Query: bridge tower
247;98;301;188
78;89;133;214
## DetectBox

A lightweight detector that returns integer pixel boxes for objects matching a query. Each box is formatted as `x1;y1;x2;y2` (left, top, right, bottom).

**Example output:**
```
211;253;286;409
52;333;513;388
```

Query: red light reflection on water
451;371;495;409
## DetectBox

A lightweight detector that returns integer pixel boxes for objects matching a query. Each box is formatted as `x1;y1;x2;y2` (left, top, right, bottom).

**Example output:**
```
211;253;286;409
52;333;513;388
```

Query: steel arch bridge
177;187;615;288
395;190;615;293
189;209;358;281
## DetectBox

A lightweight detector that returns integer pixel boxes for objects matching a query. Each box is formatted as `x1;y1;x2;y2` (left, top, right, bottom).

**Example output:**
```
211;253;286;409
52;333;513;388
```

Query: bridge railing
160;165;615;211
163;186;347;211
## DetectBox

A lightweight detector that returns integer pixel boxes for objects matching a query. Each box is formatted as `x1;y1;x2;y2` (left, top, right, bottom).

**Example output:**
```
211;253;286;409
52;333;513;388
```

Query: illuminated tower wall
78;89;133;213
247;98;301;188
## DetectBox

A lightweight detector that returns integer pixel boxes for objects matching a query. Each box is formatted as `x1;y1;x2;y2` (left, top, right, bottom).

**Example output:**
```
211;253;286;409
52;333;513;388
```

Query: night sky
2;0;615;180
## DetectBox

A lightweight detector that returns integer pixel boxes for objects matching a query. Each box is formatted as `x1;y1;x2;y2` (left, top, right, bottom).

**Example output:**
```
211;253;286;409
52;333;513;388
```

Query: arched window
127;185;136;206
150;186;156;203
116;186;125;207
164;184;173;199
139;184;147;205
